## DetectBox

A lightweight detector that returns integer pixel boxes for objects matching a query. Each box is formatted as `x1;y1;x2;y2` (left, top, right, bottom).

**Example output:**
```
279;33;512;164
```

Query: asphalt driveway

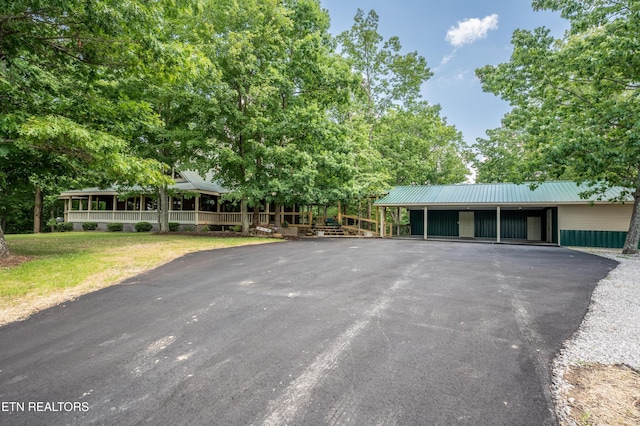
0;239;618;425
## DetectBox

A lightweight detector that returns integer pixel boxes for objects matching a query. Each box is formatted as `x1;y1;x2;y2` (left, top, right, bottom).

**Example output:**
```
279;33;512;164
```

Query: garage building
374;181;637;249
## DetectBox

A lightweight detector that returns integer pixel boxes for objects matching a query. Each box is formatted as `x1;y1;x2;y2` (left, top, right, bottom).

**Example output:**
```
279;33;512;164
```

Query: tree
337;9;470;226
376;102;470;186
194;0;359;234
337;9;433;125
0;0;173;257
476;0;640;253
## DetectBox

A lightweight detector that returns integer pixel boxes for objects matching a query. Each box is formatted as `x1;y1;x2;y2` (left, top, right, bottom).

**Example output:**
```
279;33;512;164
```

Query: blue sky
319;0;569;149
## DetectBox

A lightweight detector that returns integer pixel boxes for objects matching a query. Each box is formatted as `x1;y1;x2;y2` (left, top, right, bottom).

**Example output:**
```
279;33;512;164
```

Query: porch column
265;202;270;224
113;195;117;221
380;207;386;238
65;197;71;222
496;206;501;243
195;196;200;225
423;206;428;240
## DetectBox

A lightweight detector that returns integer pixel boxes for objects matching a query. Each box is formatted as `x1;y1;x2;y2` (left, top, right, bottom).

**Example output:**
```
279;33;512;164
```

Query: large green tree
337;9;470;191
0;0;172;257
476;0;640;253
194;0;359;234
376;103;470;186
337;9;432;124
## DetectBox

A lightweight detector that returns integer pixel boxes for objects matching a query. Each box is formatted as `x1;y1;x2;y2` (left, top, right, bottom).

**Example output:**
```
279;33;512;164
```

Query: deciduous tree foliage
194;0;360;234
337;9;433;123
476;0;640;253
0;0;173;257
376;103;470;186
337;8;470;204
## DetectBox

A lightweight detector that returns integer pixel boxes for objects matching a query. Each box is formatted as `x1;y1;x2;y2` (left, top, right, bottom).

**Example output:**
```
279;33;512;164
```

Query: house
59;171;311;232
374;181;638;249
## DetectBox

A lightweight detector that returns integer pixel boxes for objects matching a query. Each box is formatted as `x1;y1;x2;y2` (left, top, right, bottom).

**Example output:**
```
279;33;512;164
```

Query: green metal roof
374;181;633;206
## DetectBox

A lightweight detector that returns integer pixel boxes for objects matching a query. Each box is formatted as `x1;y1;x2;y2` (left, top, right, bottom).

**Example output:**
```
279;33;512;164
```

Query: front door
459;211;474;238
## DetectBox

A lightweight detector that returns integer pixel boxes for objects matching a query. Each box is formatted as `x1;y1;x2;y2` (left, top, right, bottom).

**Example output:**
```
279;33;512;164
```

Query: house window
126;197;140;211
182;197;195;211
200;195;217;212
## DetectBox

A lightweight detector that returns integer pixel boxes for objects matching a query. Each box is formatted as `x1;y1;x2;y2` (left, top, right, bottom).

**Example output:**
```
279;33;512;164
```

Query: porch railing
66;210;313;226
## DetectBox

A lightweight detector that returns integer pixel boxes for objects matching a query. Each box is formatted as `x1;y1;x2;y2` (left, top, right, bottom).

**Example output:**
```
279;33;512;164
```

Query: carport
375;181;635;248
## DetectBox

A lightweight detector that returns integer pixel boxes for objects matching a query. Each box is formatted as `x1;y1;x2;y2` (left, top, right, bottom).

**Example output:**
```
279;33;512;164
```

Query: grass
0;232;278;325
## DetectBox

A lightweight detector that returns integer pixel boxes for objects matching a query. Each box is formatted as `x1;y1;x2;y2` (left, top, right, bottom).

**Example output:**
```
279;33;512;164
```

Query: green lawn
1;232;276;307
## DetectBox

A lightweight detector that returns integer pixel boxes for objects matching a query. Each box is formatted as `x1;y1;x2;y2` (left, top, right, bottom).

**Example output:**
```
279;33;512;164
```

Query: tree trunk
622;192;640;254
240;197;250;236
274;204;281;227
33;185;43;234
158;185;170;232
253;205;260;226
0;225;9;259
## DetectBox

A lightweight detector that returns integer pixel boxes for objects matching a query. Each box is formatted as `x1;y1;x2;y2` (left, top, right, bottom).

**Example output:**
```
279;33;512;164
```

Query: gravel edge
551;248;640;424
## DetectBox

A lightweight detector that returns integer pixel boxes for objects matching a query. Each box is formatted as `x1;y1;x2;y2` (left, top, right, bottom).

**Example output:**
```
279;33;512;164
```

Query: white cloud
445;14;499;47
440;50;457;66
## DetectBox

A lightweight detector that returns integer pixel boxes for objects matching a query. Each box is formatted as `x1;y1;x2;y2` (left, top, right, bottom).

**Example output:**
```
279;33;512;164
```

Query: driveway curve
0;240;617;425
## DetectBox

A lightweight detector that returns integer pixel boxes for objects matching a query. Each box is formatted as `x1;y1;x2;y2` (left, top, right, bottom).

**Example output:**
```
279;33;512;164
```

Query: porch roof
60;170;229;197
374;181;633;207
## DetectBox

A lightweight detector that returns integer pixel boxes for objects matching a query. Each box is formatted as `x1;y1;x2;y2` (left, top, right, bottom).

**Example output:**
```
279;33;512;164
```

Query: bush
168;222;180;232
82;222;98;231
134;221;153;232
230;225;242;232
107;223;123;232
55;222;74;232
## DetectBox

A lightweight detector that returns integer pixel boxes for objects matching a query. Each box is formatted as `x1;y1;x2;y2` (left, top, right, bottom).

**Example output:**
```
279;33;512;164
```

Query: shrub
183;225;194;233
82;222;98;231
168;222;180;232
134;221;153;232
230;225;242;232
107;222;123;232
55;222;74;232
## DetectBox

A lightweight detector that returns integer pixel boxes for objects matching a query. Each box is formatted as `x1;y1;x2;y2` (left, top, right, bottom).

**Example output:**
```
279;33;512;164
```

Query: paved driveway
0;240;617;425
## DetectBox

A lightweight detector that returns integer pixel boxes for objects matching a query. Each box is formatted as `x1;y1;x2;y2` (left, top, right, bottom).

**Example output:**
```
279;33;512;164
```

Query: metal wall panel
428;211;459;237
474;211;497;238
500;211;528;239
410;210;424;235
560;230;638;248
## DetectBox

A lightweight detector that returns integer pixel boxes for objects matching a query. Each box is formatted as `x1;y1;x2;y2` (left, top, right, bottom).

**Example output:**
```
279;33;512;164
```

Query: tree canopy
476;0;640;253
1;2;473;249
0;0;176;256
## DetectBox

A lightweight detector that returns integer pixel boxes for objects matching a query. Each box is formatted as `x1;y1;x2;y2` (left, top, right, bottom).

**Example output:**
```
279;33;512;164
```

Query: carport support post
380;207;385;238
423;207;428;240
496;206;501;243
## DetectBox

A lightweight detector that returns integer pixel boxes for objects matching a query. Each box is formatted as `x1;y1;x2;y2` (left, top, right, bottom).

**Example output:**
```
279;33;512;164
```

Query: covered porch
61;193;313;230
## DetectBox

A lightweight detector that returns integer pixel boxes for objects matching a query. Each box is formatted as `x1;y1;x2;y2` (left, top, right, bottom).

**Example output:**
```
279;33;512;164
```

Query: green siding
475;211;497;238
500;211;528;239
410;210;423;235
560;230;639;249
410;210;458;236
428;211;458;237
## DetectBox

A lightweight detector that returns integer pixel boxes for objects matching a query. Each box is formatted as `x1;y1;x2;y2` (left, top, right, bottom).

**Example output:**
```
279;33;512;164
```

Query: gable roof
374;181;633;206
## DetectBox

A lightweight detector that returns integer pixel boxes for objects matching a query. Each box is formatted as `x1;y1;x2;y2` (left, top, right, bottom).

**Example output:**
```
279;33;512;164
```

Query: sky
319;0;569;149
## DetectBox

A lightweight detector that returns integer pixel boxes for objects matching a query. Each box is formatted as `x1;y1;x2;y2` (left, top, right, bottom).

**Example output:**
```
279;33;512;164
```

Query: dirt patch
561;364;640;425
0;255;33;270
